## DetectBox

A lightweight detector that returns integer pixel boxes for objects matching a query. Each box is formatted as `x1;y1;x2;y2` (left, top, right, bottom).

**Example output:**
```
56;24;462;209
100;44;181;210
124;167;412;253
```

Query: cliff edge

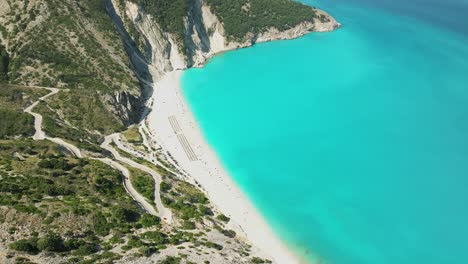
110;0;340;81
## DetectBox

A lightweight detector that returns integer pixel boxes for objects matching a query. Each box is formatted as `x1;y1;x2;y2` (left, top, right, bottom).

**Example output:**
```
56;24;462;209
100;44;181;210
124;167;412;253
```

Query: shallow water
182;0;468;263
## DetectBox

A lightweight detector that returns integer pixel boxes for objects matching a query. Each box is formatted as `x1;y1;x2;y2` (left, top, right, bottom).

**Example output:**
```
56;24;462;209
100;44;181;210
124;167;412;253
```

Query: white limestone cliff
110;0;340;81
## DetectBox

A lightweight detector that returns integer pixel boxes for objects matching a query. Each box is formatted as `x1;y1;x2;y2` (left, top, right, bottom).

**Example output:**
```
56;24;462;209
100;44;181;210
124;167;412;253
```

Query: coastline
145;70;304;264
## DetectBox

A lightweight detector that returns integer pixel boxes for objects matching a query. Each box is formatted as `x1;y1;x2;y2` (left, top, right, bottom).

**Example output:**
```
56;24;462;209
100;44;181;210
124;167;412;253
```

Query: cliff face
110;0;340;81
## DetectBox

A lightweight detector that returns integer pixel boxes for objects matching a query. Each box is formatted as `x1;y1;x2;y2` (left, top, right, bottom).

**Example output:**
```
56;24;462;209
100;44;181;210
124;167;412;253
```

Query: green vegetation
128;166;156;204
9;233;100;256
9;238;39;255
159;256;182;264
132;0;188;47
251;257;273;263
206;0;319;40
2;0;140;143
161;179;210;221
216;214;230;223
0;139;144;261
0;84;47;139
131;0;322;50
36;90;126;141
0;109;33;139
139;213;161;227
122;126;143;144
0;45;9;81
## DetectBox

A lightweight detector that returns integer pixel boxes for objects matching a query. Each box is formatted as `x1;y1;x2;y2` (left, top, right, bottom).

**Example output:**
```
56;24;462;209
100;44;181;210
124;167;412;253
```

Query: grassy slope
0;139;237;263
0;83;48;139
0;139;146;262
1;0;140;142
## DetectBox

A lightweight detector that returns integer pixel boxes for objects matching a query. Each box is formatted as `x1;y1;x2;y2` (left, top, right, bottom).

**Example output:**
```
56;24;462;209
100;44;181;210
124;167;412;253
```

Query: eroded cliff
110;0;340;81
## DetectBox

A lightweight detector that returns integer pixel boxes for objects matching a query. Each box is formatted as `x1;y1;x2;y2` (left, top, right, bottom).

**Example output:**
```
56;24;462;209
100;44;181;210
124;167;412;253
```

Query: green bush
221;229;236;238
9;239;39;254
93;212;111;236
181;220;196;230
64;238;86;251
198;205;213;216
142;231;168;245
130;169;155;203
139;246;157;257
36;233;64;252
160;181;171;192
73;243;99;256
139;213;161;227
159;256;182;264
251;257;272;263
0;45;9;81
113;207;139;223
216;214;230;223
0;109;34;139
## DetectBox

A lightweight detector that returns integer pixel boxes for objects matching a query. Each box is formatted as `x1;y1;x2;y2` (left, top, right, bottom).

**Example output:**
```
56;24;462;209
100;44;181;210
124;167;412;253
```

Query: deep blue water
182;0;468;263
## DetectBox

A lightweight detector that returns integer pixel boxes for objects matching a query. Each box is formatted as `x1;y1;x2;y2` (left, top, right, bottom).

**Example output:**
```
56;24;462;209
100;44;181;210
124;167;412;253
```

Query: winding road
23;86;168;221
101;134;173;224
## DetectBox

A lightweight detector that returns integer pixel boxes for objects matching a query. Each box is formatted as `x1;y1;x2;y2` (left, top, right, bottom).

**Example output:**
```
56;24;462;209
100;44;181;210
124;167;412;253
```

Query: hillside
0;0;339;263
114;0;339;76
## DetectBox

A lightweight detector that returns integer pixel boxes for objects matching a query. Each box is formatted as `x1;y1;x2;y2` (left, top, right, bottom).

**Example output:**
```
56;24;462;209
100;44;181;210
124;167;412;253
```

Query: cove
182;0;468;263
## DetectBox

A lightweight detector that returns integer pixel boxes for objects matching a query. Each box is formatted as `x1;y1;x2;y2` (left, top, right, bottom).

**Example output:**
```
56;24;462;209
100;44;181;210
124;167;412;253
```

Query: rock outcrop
109;0;340;82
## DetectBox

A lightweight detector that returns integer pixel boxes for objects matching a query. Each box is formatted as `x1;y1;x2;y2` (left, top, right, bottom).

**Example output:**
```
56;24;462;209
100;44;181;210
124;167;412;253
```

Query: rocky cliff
110;0;340;82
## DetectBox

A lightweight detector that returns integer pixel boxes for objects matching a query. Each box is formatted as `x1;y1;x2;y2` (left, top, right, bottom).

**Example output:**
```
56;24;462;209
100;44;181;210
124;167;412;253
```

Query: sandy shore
145;70;301;264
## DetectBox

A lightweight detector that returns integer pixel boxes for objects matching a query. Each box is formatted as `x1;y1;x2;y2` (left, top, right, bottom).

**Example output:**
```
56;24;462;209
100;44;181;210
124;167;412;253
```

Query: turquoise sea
182;0;468;263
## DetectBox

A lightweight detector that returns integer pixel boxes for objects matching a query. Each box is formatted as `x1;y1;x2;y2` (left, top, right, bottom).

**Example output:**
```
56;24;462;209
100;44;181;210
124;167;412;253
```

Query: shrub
73;243;99;256
93;212;111;236
251;257;272;263
36;233;64;252
0;45;9;81
198;205;213;216
181;220;196;230
160;181;171;192
216;214;230;223
204;241;223;251
221;229;236;238
139;213;161;228
113;207;139;223
9;239;39;254
0;109;33;139
139;246;157;257
64;238;86;251
159;256;182;264
142;231;168;245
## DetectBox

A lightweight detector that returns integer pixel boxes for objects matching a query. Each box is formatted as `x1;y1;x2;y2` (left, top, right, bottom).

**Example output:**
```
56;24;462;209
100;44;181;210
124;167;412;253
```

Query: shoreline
145;70;303;263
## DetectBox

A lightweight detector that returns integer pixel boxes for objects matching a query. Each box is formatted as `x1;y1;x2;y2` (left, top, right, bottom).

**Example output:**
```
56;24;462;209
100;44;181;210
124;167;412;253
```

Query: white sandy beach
145;70;302;264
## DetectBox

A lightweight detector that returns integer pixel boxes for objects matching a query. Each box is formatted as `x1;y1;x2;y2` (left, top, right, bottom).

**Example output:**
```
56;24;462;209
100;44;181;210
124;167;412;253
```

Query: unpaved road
102;134;173;224
23;86;164;219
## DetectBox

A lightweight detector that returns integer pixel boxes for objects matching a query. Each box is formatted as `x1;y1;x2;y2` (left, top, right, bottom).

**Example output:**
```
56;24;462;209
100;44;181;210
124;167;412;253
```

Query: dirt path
93;157;157;216
23;86;164;219
101;134;173;224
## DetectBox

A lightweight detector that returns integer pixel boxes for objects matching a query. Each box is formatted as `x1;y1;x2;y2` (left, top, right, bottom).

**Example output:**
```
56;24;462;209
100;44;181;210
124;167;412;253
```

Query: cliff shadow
184;0;211;67
105;0;153;123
